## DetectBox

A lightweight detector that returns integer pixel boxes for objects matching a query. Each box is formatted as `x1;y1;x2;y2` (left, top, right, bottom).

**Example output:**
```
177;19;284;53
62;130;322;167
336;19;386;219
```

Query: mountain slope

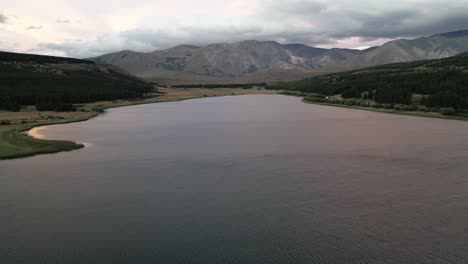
91;41;359;84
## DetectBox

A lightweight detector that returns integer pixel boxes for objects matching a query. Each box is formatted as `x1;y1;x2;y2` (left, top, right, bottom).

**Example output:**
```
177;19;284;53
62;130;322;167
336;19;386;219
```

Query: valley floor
0;88;276;160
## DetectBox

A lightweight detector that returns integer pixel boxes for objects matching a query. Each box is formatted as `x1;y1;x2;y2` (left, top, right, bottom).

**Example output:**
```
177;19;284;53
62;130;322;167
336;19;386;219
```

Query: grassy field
0;88;276;160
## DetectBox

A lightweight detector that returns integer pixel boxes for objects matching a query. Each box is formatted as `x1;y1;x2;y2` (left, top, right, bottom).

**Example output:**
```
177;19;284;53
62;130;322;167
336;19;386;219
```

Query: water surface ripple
2;95;468;263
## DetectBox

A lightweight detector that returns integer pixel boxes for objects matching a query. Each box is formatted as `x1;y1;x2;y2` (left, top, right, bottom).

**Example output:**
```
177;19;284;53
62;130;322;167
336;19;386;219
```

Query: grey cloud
260;0;327;17
35;0;468;58
257;0;468;40
36;26;269;58
26;25;43;30
323;8;468;39
38;27;342;58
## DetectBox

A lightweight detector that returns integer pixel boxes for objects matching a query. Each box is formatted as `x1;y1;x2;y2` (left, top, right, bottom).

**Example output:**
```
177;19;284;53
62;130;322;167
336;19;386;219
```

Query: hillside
271;52;468;110
90;30;468;84
0;51;153;111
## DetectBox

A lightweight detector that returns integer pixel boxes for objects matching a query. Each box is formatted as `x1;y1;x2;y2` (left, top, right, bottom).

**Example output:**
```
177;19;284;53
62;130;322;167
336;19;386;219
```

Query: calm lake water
2;95;468;264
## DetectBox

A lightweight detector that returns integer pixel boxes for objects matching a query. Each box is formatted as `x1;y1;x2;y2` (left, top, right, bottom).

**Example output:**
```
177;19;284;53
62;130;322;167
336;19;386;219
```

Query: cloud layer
2;0;468;58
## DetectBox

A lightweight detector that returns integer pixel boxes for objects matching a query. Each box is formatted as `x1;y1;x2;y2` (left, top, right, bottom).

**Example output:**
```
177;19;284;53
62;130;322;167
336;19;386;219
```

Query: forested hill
0;51;154;111
270;52;468;109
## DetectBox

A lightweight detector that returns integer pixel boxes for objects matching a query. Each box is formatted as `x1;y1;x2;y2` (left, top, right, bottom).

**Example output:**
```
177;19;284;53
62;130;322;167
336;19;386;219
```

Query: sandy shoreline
26;126;94;148
26;126;49;139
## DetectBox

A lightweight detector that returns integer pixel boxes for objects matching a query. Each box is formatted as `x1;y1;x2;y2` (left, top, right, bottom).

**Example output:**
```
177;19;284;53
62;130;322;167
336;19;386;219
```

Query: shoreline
26;126;93;148
26;126;48;139
4;88;468;160
0;88;277;160
301;100;468;122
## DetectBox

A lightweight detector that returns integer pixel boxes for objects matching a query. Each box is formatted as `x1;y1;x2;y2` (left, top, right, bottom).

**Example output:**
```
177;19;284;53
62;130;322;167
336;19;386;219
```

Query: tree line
0;57;153;111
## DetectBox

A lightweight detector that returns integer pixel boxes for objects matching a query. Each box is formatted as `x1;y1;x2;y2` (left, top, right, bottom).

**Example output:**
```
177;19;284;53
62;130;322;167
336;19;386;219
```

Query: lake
2;95;468;263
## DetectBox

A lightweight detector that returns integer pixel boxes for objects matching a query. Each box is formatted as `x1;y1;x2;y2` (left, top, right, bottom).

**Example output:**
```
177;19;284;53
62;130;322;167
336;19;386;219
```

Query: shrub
394;105;412;111
440;107;456;116
407;105;418;111
383;104;394;109
371;103;383;108
309;93;326;98
417;106;429;112
304;95;316;102
412;94;425;105
304;94;328;103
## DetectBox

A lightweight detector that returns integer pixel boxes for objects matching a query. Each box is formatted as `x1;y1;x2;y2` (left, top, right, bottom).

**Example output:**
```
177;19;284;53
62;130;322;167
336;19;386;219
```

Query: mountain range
91;30;468;84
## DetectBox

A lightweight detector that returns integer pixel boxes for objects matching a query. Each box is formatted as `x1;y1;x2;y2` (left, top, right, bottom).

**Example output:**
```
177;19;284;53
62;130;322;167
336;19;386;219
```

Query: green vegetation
269;52;468;113
0;128;83;159
0;51;154;111
302;93;468;119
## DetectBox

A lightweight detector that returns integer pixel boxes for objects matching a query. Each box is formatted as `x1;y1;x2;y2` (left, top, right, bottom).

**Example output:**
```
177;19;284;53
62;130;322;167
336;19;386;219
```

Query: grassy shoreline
0;88;276;160
302;99;468;122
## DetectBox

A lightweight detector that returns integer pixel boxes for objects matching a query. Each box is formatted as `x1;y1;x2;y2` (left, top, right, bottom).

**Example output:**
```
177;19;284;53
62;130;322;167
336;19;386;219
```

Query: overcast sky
1;0;468;58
